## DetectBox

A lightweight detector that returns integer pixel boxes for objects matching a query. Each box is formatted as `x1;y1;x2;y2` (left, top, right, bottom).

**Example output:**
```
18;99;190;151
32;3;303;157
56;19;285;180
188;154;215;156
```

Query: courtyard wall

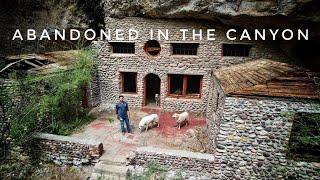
128;146;215;174
33;133;103;166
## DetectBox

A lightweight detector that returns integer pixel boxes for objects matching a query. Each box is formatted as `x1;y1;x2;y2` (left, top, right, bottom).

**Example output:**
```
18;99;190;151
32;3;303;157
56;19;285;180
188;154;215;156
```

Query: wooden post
182;75;187;96
82;85;89;108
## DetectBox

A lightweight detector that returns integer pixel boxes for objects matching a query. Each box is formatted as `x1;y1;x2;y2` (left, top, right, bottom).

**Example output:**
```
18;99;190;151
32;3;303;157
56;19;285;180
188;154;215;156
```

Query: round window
144;40;161;56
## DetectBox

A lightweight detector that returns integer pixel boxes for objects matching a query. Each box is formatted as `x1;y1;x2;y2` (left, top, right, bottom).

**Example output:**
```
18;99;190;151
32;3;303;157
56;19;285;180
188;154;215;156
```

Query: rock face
0;0;105;55
103;0;320;26
1;0;319;68
1;0;319;32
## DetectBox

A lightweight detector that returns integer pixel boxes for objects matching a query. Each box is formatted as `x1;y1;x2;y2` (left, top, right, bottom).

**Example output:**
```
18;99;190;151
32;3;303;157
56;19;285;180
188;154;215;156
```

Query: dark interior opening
290;38;320;71
186;75;201;95
122;72;136;93
172;43;199;55
168;74;202;97
223;44;252;57
145;73;160;106
111;42;135;54
169;74;183;95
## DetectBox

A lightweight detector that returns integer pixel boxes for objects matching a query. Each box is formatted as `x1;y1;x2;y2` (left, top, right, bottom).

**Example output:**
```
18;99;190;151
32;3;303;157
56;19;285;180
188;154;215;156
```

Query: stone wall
92;17;287;113
128;147;215;174
88;49;102;107
0;79;20;158
206;77;225;151
211;96;320;179
33;133;103;166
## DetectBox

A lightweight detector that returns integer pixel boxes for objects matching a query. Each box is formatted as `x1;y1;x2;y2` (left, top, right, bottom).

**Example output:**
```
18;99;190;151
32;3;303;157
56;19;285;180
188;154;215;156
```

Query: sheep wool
139;114;159;130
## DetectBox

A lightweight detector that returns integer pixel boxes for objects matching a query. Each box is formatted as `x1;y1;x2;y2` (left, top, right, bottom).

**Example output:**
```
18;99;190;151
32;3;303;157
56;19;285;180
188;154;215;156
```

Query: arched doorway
144;73;161;106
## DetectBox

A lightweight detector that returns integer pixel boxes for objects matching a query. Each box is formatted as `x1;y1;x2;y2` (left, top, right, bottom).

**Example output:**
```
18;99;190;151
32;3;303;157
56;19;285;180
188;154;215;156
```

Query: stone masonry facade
33;133;103;166
210;97;320;179
91;17;287;113
129;147;215;174
206;76;226;151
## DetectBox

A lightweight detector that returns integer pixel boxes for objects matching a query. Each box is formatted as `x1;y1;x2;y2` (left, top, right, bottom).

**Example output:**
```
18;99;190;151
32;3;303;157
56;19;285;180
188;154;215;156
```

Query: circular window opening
144;40;161;56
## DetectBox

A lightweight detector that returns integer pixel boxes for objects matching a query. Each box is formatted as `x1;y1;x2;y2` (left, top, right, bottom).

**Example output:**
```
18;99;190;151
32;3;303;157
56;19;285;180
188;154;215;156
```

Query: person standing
116;95;132;135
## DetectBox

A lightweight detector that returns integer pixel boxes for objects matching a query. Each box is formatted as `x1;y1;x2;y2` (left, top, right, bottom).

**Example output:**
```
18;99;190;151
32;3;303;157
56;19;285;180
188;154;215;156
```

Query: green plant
0;145;36;179
6;48;96;144
95;170;105;180
280;111;295;118
127;163;167;180
107;117;114;123
48;116;92;135
288;112;320;162
173;169;184;180
173;89;182;95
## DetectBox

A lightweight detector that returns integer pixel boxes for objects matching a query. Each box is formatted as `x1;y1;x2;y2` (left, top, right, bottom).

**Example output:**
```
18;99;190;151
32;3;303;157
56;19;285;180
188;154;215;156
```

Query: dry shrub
184;127;210;153
30;164;89;180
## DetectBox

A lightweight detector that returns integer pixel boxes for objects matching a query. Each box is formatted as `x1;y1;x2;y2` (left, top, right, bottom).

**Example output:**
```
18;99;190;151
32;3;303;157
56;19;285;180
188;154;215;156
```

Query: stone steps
90;172;126;180
100;159;127;166
90;146;131;180
90;163;129;180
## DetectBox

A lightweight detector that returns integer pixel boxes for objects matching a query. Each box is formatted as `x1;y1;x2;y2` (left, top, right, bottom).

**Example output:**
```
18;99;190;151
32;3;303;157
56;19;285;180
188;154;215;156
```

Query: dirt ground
72;108;210;162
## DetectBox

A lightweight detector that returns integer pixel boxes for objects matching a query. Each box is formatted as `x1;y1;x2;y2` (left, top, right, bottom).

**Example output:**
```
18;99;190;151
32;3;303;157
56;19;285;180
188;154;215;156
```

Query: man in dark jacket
115;95;132;135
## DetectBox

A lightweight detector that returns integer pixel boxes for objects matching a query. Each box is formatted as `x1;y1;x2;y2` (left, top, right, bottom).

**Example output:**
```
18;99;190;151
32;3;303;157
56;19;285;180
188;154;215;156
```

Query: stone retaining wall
211;97;320;179
0;79;20;158
33;133;103;166
128;147;215;173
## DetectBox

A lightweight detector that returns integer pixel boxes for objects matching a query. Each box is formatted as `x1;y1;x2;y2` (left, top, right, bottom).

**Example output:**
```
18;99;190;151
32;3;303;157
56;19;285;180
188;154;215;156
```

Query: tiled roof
5;50;78;64
214;59;320;100
4;50;79;74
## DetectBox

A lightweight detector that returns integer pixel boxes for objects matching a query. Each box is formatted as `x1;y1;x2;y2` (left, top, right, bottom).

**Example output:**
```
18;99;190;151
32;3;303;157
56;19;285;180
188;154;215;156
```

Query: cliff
105;0;320;27
0;0;319;69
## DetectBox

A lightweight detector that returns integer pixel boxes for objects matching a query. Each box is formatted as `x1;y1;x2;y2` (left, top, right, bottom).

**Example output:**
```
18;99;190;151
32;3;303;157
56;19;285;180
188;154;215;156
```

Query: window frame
120;72;137;94
167;74;203;99
222;43;252;57
171;43;199;56
109;42;135;54
144;40;161;57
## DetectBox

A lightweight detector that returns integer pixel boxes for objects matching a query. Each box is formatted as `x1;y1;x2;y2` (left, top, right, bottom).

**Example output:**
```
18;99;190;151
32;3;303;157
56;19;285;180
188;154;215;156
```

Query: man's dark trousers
119;115;131;133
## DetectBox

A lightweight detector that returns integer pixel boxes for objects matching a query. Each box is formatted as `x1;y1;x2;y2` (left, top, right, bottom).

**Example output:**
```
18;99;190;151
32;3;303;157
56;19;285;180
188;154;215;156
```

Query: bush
30;164;87;180
6;48;96;144
127;163;167;180
288;112;320;162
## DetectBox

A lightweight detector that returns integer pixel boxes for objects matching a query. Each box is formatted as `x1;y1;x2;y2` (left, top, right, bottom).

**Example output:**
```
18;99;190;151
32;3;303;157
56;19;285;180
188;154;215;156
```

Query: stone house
208;59;319;178
84;16;320;178
91;17;287;113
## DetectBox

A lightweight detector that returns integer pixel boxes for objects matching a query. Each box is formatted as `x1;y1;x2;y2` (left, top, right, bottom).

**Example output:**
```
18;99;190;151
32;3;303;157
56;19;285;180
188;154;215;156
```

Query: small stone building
91;17;286;113
208;59;319;178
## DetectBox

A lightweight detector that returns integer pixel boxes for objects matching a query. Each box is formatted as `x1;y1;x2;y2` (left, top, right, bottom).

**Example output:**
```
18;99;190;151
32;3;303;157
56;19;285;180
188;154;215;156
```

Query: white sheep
172;111;189;129
139;114;159;132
